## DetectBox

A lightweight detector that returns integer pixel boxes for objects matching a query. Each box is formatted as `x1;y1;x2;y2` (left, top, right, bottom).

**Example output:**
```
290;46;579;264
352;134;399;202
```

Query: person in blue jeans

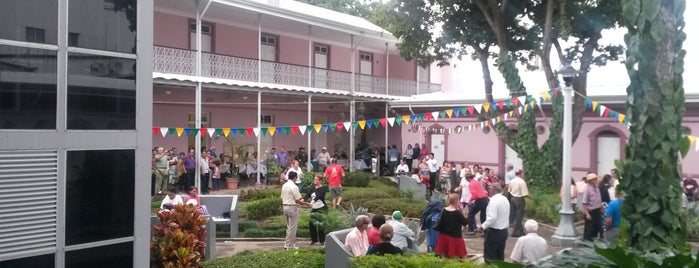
420;199;443;252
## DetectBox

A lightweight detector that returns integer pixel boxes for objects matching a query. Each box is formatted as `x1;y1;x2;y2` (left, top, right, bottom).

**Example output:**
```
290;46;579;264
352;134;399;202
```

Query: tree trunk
622;0;686;251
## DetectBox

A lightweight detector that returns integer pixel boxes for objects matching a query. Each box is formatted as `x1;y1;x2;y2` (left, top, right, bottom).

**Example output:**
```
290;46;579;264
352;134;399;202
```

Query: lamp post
551;63;580;246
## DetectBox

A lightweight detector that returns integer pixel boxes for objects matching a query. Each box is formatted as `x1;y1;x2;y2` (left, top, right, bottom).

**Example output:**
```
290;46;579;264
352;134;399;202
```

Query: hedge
264;212;310;230
239;187;282;201
361;198;427;218
238;220;259;232
243;197;281;220
204;248;324;268
350;254;488;268
344;171;371;187
524;187;562;225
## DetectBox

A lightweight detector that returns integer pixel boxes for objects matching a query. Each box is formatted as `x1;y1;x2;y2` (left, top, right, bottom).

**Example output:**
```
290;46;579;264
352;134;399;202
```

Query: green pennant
395;116;402;126
439;111;446;118
351;121;359;129
214;128;223;136
329;124;337;132
504;99;512;107
191;129;199;136
168;128;176;136
459;107;467;115
261;128;268;136
283;126;290;135
609;110;617;118
417;114;425;121
238;128;246;136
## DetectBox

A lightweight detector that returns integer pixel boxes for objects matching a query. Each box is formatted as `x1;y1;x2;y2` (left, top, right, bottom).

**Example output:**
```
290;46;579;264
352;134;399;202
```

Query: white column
416;64;420;94
385;42;389;95
257;14;262;82
384;102;388;165
194;5;202;194
308;25;312;87
256;91;262;188
350;35;355;94
307;95;312;168
349;34;355;171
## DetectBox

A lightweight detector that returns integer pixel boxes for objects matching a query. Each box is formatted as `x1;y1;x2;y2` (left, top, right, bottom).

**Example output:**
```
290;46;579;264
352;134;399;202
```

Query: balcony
153;46;441;97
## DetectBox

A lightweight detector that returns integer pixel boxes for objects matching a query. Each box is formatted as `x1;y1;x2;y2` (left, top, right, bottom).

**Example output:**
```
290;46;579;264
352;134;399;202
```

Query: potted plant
267;164;284;185
225;173;239;190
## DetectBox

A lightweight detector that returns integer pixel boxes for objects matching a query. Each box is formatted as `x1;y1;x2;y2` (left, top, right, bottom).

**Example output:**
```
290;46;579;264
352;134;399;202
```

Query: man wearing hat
582;173;603;241
317;147;331;171
388;210;415;251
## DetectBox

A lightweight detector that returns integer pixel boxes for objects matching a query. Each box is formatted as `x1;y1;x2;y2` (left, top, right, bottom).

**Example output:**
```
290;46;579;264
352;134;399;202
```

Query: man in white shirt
280;171;311;250
317;147;332;171
387;211;415;250
479;183;510;263
510;220;548;264
395;159;410;175
509;169;530;237
427;153;439;193
286;160;304;186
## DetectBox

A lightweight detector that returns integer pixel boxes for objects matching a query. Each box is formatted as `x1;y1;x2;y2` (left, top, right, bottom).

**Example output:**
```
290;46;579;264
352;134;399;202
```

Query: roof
153;72;403;101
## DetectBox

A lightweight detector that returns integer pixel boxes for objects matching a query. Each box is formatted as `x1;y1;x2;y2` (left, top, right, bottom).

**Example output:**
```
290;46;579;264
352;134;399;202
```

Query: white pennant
207;128;216;137
504;113;509;120
387;117;395;127
491;118;496;125
252;127;260;137
519;106;525;114
695;140;699;152
343;122;351;132
480;122;485;128
473;104;483;114
160;127;168;137
599;105;607;117
518;96;526;107
299;125;307;135
431;111;440;121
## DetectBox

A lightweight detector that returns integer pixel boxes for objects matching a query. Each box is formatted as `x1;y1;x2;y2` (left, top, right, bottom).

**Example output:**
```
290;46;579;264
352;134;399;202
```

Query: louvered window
0;150;58;259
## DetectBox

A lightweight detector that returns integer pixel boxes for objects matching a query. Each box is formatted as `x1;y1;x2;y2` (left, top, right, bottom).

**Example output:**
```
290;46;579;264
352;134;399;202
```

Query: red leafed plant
151;204;208;268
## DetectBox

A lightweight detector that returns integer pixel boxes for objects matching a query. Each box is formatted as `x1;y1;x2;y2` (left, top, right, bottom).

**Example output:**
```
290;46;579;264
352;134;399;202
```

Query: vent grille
0;150;58;259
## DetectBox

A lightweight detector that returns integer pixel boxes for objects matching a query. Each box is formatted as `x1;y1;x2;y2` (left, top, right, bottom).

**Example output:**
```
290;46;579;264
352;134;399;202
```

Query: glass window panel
0;45;57;129
69;0;137;53
0;254;54;268
67;53;136;130
0;0;58;44
65;242;132;267
66;150;135;245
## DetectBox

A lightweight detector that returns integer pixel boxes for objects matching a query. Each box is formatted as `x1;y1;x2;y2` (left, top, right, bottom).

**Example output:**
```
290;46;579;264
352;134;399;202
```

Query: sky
449;1;698;99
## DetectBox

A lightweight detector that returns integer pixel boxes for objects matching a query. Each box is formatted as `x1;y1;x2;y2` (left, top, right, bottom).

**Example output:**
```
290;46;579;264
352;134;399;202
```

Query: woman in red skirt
434;193;470;258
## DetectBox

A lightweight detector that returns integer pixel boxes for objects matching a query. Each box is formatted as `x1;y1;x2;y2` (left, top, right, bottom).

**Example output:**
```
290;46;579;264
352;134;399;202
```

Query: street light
551;63;580;246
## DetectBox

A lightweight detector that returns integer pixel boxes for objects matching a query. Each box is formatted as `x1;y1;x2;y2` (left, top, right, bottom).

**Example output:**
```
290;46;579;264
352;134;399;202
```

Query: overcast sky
450;1;697;99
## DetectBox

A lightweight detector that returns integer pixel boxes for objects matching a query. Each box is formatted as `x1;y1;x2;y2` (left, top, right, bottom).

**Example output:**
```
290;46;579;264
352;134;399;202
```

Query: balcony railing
153;46;441;96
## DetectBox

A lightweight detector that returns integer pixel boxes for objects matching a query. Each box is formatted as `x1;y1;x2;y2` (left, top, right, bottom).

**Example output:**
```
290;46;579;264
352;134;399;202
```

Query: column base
551;211;580;247
255;182;263;189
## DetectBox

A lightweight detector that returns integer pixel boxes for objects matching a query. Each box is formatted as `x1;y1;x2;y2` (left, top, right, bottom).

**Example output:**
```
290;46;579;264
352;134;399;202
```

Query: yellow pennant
402;115;410;124
592;102;599;112
617;114;626;124
541;92;551;101
222;128;230;137
358;120;367;129
483;102;490;112
445;109;453;118
688;135;696;145
176;128;184;137
268;127;276;136
509;111;514;117
313;124;322;133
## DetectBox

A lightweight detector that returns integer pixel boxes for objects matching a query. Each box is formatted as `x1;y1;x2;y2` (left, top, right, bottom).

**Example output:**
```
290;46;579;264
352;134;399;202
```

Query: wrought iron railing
153;46;440;96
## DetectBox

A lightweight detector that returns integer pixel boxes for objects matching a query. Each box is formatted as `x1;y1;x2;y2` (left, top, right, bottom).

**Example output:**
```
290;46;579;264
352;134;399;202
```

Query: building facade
0;0;152;266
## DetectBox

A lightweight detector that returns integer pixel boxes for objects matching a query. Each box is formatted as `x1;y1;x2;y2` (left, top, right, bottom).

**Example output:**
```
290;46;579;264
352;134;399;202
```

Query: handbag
432;209;445;232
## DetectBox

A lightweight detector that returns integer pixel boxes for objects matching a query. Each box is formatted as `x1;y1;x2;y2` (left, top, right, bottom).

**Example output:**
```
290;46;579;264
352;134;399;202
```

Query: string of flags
153;88;699;153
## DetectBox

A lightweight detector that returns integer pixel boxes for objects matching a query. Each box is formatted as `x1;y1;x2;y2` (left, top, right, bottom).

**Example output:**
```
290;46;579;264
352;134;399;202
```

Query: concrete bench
200;195;239;238
325;227;417;268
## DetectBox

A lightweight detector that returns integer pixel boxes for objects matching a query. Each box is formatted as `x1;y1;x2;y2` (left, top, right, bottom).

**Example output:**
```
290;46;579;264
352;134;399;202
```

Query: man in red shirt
467;174;490;234
325;159;346;209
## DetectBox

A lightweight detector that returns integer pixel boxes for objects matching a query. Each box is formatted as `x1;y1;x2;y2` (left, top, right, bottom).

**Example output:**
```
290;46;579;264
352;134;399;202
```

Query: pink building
152;0;451;169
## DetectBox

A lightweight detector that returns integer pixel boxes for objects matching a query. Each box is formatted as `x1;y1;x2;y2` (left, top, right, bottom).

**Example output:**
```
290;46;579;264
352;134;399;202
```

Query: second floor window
360;53;372;62
69;33;80;47
189;21;213;52
25;27;46;43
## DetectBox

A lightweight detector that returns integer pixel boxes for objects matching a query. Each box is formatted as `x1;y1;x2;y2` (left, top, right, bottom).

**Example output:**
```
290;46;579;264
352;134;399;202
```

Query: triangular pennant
252;127;260;137
282;127;290;135
160;127;168;137
467;106;475;115
277;127;285;135
184;128;192;136
313;124;322;133
344;122;352;131
511;97;519;106
222;128;230;137
417;114;425;121
268;127;276;136
153;127;160;136
214;128;223;137
517;96;526;107
387;117;395;127
618;114;626;124
358;120;366;130
599;105;607;117
238;128;246;136
585;98;593;108
336;122;344;132
424;112;432;121
199;128;207;137
504;100;511;107
192;128;200;136
168;128;176;136
592;102;599;112
473;104;482;114
445;109;453;118
402;115;410;124
321;124;329;133
329;124;337;132
176;128;185;137
245;128;253;136
459;107;467;116
261;128;268;136
603;108;611;118
410;115;417;122
350;121;358;131
366;120;373;129
432;111;440;120
483;102;491;112
291;126;299;135
379;118;387;127
372;119;380;128
299;125;307;135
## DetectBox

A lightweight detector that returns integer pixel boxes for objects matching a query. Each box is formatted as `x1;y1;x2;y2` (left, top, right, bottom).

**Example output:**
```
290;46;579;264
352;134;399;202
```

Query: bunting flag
351;121;359;131
344;122;352;132
322;124;329;133
453;108;461;117
467;106;475;115
291;126;299;135
358;120;366;130
473;104;482;114
313;124;322;133
379;118;387;127
329;124;337;132
424;112;432;121
432;111;440;121
387;117;395;127
482;102;490;112
159;127;168;137
402;115;410;124
261;128;268;136
176;128;185;137
445;109;453;118
268;127;277;136
245;128;253;137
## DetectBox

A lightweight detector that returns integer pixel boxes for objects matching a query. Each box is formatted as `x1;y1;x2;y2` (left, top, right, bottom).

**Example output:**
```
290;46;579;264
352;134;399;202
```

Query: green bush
240;187;281;201
243;197;281;220
350;254;487;268
377;177;398;187
344;171;371;187
151;199;162;209
525;187;561;225
205;248;325;268
312;209;354;233
264;211;310;230
362;198;427;218
238;220;259;232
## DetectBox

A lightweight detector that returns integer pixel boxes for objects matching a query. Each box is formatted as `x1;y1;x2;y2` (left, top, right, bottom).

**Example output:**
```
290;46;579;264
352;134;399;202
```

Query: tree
620;0;687;251
383;0;623;186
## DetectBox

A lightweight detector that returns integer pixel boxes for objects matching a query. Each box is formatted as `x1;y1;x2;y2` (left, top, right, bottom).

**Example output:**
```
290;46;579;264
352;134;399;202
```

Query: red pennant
424;112;432;121
497;100;504;110
553;88;559;96
336;122;344;132
511;97;519;106
467;106;475;115
379;118;387;127
245;128;253;136
290;126;299;135
153;127;159;136
603;108;611;118
200;128;207;136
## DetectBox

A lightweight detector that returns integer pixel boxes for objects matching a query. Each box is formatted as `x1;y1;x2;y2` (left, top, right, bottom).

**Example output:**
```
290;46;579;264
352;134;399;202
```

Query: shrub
351;253;486;268
344;171;371;187
264;212;310;230
205;248;325;268
312;209;354;233
151;204;207;268
243;197;281;220
377;177;398;187
525;187;561;225
238;220;259;232
239;187;281;201
362;198;427;218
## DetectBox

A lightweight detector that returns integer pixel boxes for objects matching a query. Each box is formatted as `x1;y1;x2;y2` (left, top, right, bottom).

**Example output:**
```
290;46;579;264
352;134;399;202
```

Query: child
212;159;222;191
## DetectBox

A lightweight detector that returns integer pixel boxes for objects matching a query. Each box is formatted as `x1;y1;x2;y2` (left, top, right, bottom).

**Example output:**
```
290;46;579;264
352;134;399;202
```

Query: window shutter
0;150;58;258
